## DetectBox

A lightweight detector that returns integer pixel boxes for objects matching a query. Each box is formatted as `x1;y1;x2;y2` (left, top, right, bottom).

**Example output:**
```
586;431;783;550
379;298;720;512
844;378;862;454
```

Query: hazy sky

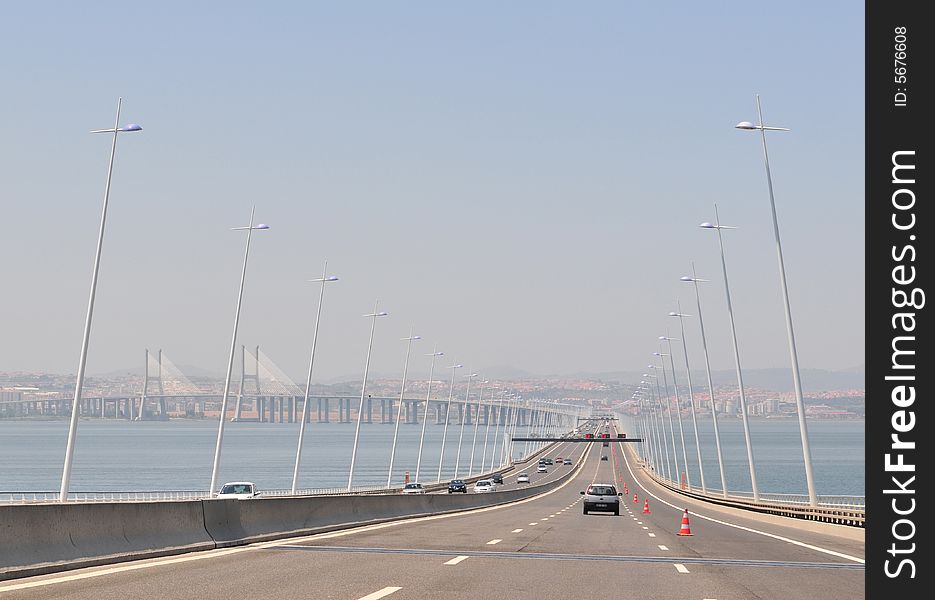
0;2;864;383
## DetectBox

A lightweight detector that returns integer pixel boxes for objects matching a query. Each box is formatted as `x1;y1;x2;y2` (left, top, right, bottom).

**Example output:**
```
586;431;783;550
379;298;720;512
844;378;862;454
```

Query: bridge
0;415;864;599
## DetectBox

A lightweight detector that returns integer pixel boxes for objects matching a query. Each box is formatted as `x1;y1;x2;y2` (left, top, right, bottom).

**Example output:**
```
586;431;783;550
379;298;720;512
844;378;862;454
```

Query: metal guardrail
634;458;865;527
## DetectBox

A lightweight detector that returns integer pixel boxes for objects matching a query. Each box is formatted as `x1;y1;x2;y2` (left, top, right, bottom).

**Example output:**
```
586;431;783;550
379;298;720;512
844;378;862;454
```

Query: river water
0;417;863;496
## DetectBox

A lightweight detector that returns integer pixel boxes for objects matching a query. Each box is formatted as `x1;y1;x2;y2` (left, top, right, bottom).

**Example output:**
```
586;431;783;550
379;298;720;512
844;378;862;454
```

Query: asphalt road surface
1;428;864;600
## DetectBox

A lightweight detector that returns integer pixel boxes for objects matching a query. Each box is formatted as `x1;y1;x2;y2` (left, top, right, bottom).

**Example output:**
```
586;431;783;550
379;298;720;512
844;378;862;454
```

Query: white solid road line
444;556;470;565
487;539;502;545
674;564;690;574
511;528;524;533
357;586;403;600
618;442;865;565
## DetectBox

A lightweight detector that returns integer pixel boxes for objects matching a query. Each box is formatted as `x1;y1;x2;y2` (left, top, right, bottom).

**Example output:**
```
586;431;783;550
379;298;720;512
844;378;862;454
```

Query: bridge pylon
234;345;261;421
137;349;166;420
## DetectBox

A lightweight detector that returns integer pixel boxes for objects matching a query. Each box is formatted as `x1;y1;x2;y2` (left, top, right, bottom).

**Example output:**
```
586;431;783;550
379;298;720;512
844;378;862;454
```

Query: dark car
491;473;504;484
601;455;608;461
448;479;467;493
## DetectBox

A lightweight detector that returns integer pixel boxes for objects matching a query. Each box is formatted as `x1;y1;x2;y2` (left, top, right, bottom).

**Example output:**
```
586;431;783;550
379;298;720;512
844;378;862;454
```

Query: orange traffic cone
633;493;638;503
643;499;651;514
677;508;693;536
624;486;628;495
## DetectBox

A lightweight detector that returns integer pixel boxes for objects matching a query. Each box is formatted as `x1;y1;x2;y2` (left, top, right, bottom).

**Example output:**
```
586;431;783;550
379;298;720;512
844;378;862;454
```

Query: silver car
580;483;621;515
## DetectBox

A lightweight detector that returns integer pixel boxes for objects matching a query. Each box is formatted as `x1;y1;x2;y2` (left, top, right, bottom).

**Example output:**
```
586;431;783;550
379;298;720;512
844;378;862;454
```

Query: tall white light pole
453;372;478;477
414;348;444;483
653;352;681;485
660;335;691;490
669;306;706;493
643;377;668;479
681;267;728;496
436;363;463;482
737;96;817;506
386;329;421;488
647;366;672;480
468;379;489;476
60;99;142;502
479;384;497;473
347;302;388;491
701;208;759;501
640;378;663;475
291;264;338;494
208;209;269;496
488;392;506;471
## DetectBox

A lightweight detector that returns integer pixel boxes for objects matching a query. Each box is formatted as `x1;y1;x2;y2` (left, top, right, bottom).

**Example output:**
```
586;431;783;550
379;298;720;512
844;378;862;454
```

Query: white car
537;464;547;473
216;481;259;499
473;479;497;493
402;482;426;494
517;473;530;484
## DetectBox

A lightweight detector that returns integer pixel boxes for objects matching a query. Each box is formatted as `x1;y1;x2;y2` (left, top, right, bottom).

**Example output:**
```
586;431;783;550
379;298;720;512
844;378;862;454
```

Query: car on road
402;482;426;494
216;482;259;499
563;458;573;465
555;457;563;463
537;464;547;473
517;473;530;484
601;455;608;461
602;441;609;447
474;479;497;493
448;479;467;493
580;483;622;515
491;473;504;484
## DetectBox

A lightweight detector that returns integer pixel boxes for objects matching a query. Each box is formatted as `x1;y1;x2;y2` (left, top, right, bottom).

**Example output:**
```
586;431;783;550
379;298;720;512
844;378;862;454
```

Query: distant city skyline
0;2;863;384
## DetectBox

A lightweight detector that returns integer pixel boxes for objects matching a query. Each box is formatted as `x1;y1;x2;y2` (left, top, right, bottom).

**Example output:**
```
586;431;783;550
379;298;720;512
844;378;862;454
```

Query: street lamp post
437;363;463;482
646;367;671;480
681;266;728;496
291;264;338;494
669;306;707;494
479;385;497;473
60;99;142;502
468;379;489;476
654;352;681;485
736;96;817;506
701;208;759;501
208;209;270;496
386;329;421;488
414;348;444;483
454;372;478;477
660;334;692;490
488;392;506;472
347;302;388;491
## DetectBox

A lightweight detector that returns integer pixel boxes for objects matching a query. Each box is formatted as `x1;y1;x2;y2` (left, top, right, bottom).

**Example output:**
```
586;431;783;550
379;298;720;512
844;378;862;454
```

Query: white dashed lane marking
444;556;470;565
486;539;502;545
658;545;668;551
358;587;403;600
529;522;538;526
674;563;690;574
511;529;523;533
648;533;656;538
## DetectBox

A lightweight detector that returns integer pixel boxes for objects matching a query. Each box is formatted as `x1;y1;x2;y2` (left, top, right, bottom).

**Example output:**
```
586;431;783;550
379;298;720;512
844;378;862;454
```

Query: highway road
0;428;864;599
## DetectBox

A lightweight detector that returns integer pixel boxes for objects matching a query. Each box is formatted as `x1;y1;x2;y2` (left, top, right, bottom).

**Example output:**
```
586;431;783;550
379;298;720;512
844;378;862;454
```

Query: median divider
0;501;214;581
1;453;582;581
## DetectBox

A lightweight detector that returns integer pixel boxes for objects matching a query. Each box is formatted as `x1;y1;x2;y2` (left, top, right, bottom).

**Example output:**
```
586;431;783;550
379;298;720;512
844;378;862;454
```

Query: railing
0;439;564;505
0;485;395;504
633;457;865;527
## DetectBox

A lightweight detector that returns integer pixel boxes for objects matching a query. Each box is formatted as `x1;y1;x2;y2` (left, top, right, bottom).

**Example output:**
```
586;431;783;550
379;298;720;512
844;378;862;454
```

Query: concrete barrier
205;474;571;546
1;448;586;581
0;501;214;580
